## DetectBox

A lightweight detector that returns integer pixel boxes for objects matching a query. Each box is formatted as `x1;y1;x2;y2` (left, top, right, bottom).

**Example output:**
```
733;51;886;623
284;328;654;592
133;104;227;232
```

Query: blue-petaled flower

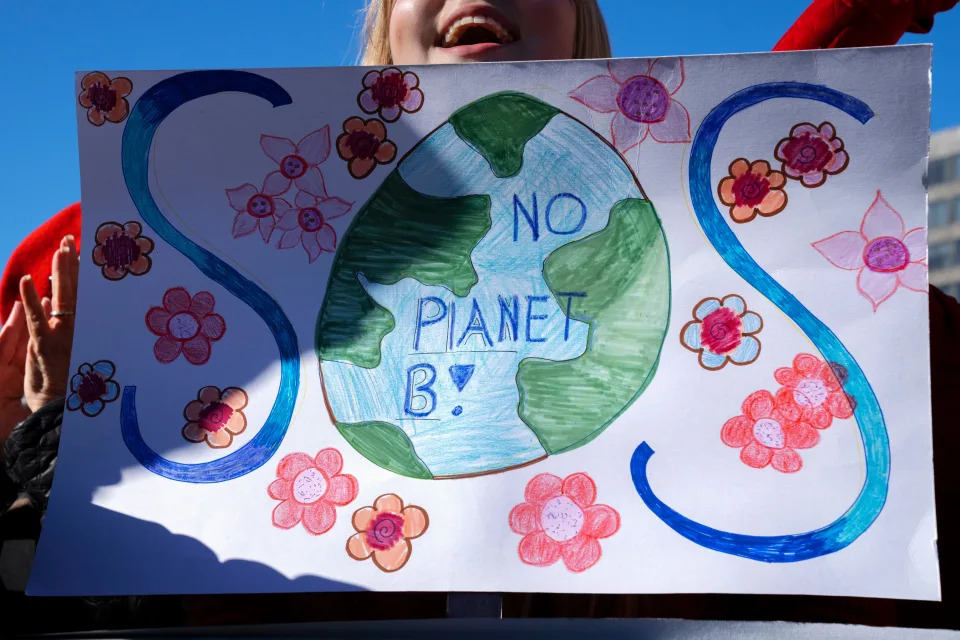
66;360;120;417
680;295;763;370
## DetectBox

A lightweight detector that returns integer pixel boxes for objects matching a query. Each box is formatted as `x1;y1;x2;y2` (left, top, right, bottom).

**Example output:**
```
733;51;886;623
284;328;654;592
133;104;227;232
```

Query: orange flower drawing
78;72;132;126
336;117;397;179
92;221;154;280
718;159;788;223
346;494;428;572
181;386;248;448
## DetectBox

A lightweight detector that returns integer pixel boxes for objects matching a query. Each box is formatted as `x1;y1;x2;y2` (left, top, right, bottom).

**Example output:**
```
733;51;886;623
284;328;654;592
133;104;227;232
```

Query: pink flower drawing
358;68;424;122
812;191;927;310
721;389;820;474
509;472;620;573
145;287;226;365
775;121;849;188
260;127;331;197
224;179;290;243
569;57;691;153
274;190;352;263
268;448;359;535
774;354;854;430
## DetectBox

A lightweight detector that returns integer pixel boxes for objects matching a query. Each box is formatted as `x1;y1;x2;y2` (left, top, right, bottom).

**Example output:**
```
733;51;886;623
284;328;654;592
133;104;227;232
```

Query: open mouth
438;8;517;49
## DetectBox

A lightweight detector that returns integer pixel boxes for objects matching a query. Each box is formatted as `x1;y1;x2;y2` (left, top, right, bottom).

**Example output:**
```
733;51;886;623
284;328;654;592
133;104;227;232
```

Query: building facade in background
930;126;960;300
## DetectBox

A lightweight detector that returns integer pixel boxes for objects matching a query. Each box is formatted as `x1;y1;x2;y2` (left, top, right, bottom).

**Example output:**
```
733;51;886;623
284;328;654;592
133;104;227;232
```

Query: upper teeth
443;15;513;45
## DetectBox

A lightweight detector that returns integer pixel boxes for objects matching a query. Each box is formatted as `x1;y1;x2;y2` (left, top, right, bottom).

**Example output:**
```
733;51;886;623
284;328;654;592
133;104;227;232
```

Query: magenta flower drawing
260;127;331;197
358;68;424;122
812;191;927;311
224;179;290;243
569;57;691;153
274;190;352;263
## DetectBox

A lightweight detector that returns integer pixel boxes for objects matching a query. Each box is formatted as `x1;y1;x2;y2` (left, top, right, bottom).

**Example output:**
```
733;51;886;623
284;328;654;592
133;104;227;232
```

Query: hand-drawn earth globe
316;92;670;479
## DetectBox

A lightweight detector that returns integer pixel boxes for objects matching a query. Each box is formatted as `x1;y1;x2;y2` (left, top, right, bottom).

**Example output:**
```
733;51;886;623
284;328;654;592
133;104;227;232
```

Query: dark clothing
2;396;63;516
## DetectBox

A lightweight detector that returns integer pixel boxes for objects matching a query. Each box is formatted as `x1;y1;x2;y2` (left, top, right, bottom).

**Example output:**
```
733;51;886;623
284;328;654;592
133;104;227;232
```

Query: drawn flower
269;448;359;535
260;127;331;197
91;221;153;280
145;287;226;365
812;191;926;310
66;360;120;417
721;390;819;473
775;121;849;187
78;72;132;126
569;57;691;153
336;117;397;179
774;354;854;430
347;494;428;572
358;68;424;122
680;295;763;370
225;179;291;243
509;472;620;572
274;191;352;262
718;159;788;223
181;386;248;448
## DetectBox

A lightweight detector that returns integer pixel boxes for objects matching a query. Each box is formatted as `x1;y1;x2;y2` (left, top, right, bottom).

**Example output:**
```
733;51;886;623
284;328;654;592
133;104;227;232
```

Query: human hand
0;301;30;442
20;235;79;412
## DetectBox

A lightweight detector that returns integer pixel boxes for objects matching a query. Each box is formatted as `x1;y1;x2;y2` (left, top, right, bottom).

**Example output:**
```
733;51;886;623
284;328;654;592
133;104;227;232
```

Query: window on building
929;154;959;186
945;283;960;301
929;242;953;270
930;199;953;227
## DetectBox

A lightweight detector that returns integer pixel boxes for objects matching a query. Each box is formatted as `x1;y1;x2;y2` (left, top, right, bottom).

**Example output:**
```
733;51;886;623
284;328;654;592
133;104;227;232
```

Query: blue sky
1;1;958;268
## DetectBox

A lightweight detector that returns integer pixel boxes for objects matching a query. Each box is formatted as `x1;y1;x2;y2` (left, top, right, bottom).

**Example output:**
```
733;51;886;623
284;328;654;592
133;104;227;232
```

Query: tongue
454;26;501;46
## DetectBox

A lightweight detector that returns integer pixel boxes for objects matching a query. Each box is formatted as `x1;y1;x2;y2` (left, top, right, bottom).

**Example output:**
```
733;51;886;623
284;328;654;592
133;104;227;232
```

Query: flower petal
260;135;296;165
699;349;728;370
294;190;316;209
358;88;379;113
402;71;419;90
801;171;827;187
857;268;900;310
721;415;753;448
793;354;821;376
82;399;105;417
402;87;424;112
95;222;123;244
374;141;397;164
268;478;291;500
740;441;773;468
525;473;562;505
207;428;233;448
110;76;133;97
81;71;110;90
902;227;926;260
182;422;206;443
316;225;337;252
757;189;787;216
680;320;701;351
232;212;258;238
730;205;757;223
827;150;849;173
362;70;380;88
272;500;304;528
560;536;602;572
568;74;621;113
221;386;248;411
295;166;328;197
225;184;257;211
275;208;301;230
562;473;597;508
813;231;867;270
65;394;81;412
198;385;221;404
610;112;647;153
729;335;760;365
648;99;691;143
298;126;331;165
154;336;182;363
741;311;763;333
182;336;212;365
373;539;411;572
278;452;315;480
729;158;750;177
861;192;905;240
607;59;640;85
509;502;541;535
347;532;373;560
826;391;854;419
694;298;721;320
375;494;404;513
163;287;191;313
258;214;276;244
101;380;120;403
380;104;401;123
87;107;106;126
718;177;736;205
277;228;302;249
721;295;745;314
145;307;171;335
349;157;376;179
648;57;684;94
262;171;291;196
771;448;803;473
518;531;561;567
318;197;353;221
353;507;377;532
743;390;775;420
783;422;820;449
581;504;620;539
326;474;359;506
401;505;428;539
301;500;337;535
302;231;323;263
898;262;927;292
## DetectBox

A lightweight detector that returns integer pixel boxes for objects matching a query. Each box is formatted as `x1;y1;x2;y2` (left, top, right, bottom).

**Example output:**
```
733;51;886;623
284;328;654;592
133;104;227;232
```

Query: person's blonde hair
359;0;611;65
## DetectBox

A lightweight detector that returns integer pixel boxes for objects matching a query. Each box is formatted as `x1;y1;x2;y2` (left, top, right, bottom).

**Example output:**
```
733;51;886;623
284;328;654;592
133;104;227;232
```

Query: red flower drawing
92;221;153;280
721;390;820;473
358;68;424;122
225;179;291;243
274;190;352;262
269;448;359;535
509;472;620;573
182;386;248;448
78;72;132;126
260;127;331;197
774;354;854;430
775;121;849;188
718;159;788;223
145;287;226;365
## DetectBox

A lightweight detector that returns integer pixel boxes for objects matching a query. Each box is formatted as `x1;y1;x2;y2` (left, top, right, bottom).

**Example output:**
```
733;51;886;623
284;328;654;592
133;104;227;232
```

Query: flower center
782;133;832;173
292;467;328;504
88;82;117;113
198;401;234;433
298;207;324;232
540;495;585;542
102;232;141;270
366;512;405;551
280;154;307;179
699;307;743;355
246;194;274;218
167;312;199;340
345;130;382;160
753;418;785;449
793;378;829;408
371;73;409;108
616;75;670;123
77;372;107;404
863;236;909;273
732;170;771;208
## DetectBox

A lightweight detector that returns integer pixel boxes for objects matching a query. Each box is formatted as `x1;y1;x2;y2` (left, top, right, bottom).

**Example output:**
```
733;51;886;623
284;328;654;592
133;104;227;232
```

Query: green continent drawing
317;92;670;479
